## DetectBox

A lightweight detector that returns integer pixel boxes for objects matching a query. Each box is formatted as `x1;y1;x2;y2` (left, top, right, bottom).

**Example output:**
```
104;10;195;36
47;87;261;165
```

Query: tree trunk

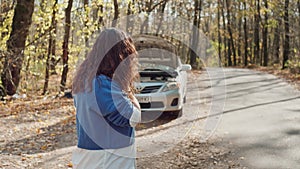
217;0;222;66
50;0;58;75
254;0;260;65
155;1;167;35
238;6;242;65
248;0;254;63
262;0;268;66
189;0;202;68
298;0;300;56
1;0;34;96
227;38;232;66
92;2;104;30
98;4;104;29
282;0;290;69
112;0;119;27
243;1;248;66
49;39;58;75
221;0;227;66
43;0;58;95
225;0;236;66
83;0;89;57
60;0;73;92
273;19;281;64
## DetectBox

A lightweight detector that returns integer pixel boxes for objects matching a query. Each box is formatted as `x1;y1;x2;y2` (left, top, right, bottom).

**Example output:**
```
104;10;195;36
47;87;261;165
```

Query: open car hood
138;48;180;69
139;69;178;78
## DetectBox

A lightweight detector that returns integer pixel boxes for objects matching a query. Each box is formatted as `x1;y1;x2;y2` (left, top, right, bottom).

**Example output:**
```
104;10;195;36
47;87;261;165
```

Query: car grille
140;102;164;109
140;85;162;93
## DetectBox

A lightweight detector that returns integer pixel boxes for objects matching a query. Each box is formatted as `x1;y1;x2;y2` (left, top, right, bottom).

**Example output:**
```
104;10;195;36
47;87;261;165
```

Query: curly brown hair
72;28;139;95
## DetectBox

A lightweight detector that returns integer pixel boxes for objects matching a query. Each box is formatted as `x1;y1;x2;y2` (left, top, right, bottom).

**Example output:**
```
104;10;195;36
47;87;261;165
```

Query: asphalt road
214;68;300;169
136;67;300;168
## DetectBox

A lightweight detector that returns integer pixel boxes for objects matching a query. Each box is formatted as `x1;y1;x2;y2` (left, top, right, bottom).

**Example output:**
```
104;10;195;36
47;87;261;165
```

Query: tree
220;0;228;66
237;1;243;65
225;0;236;66
112;0;119;27
155;0;167;35
60;0;73;92
49;1;59;75
282;0;290;69
1;0;34;95
83;0;89;56
217;0;222;66
189;0;202;68
254;0;261;65
92;0;104;30
43;0;58;95
243;0;249;66
262;0;268;66
273;16;281;64
140;0;169;34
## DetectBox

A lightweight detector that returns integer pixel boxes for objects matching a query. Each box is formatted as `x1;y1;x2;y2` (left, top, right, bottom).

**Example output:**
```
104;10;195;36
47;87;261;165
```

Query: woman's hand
128;93;141;110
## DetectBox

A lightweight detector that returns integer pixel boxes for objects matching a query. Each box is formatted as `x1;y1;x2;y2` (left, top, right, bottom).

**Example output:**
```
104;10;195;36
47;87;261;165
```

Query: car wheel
177;109;183;117
170;109;182;118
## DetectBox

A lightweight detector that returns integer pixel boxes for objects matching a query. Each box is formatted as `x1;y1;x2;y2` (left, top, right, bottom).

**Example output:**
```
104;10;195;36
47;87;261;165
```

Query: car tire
183;95;187;103
177;109;183;117
170;109;182;118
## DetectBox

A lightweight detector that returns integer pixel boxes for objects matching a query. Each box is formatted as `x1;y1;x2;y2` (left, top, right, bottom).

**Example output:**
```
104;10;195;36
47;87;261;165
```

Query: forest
0;0;299;97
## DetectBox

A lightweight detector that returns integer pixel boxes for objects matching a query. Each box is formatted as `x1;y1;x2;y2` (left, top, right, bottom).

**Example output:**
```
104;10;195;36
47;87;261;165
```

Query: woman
72;28;141;169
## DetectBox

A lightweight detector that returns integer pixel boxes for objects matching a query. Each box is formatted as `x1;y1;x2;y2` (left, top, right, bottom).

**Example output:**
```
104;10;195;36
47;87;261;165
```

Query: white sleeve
129;96;141;127
130;106;141;127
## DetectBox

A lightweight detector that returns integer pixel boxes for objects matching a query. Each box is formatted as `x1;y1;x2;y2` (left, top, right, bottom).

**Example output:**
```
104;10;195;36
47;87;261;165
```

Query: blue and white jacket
74;75;141;150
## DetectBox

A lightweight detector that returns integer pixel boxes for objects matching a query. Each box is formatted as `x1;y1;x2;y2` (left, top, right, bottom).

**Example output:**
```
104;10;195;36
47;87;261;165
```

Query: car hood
138;48;179;69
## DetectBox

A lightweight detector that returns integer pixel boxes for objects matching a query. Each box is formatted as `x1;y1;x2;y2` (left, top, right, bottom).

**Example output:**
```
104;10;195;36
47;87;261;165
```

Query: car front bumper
135;89;183;112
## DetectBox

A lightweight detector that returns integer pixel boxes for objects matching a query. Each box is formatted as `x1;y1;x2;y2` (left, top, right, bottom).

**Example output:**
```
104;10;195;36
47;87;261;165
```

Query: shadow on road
137;96;300;137
136;112;179;131
285;129;300;136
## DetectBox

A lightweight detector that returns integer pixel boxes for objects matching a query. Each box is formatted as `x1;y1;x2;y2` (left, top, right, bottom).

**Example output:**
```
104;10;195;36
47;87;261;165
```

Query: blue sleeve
94;77;134;127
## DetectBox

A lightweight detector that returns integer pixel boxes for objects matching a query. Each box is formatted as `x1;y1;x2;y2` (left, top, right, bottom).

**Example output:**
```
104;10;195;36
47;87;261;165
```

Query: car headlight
161;82;180;92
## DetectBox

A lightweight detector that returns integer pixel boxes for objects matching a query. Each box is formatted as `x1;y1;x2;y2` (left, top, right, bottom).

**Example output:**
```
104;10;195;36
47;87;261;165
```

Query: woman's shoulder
94;74;121;91
95;74;111;85
96;74;111;81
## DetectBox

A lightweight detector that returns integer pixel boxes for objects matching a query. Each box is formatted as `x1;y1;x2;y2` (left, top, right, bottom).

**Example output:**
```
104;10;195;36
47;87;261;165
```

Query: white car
134;46;191;115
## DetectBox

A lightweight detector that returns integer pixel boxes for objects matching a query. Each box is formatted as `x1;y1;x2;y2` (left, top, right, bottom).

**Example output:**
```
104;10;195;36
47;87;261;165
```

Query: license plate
137;96;151;103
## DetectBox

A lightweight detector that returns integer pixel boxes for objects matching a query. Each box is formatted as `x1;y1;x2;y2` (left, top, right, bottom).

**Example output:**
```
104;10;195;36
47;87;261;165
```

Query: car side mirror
180;64;192;71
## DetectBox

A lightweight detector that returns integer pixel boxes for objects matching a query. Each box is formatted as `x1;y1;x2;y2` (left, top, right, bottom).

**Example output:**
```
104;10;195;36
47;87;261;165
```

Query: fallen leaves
0;97;77;168
67;162;73;167
40;144;48;150
0;98;74;118
137;137;243;169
